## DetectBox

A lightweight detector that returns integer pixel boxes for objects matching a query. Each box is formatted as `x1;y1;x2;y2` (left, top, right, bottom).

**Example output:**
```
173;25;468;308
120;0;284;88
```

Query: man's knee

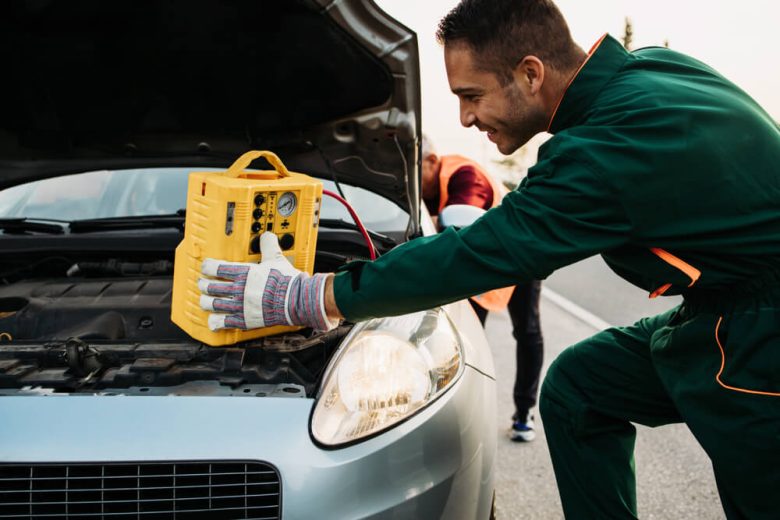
539;347;579;424
539;345;620;433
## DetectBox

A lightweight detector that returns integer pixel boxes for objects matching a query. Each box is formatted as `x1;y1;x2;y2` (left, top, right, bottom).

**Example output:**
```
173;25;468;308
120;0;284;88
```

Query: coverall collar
547;34;630;134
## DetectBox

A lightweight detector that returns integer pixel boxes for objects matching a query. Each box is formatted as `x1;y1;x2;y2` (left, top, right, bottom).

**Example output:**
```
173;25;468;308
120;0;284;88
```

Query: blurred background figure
422;134;544;441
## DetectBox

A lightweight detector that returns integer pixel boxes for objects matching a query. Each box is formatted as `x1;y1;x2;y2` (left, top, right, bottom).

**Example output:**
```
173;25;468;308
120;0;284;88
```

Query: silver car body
0;307;496;519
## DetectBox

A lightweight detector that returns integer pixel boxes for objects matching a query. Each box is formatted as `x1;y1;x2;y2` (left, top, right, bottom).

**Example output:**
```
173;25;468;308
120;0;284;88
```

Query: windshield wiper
69;214;185;233
0;218;66;234
318;218;397;248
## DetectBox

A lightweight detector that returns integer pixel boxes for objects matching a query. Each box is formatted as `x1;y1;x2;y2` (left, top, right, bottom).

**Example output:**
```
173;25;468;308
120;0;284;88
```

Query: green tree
622;17;633;51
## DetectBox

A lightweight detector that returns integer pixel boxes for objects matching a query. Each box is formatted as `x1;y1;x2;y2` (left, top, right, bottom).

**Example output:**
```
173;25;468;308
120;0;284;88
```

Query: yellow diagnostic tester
171;150;323;346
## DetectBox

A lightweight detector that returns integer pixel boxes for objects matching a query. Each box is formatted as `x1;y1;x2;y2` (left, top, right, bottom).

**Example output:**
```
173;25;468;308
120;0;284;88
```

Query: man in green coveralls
198;0;780;517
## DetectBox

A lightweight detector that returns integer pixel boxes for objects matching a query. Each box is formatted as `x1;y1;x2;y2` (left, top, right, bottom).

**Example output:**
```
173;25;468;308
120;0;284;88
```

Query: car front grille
0;461;280;519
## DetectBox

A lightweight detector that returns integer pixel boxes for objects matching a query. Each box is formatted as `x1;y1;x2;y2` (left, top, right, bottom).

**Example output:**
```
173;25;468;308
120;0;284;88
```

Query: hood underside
0;0;421;220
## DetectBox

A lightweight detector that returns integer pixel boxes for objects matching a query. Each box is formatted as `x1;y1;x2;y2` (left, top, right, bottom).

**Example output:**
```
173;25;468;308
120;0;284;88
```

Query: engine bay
0;229;385;397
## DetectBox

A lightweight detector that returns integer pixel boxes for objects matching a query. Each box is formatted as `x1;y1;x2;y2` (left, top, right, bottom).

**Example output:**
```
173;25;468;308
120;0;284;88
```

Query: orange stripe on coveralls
649;283;672;299
715;316;780;397
649;248;701;287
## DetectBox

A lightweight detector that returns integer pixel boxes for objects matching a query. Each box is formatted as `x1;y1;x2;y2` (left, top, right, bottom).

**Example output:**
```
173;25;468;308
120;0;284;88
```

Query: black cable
308;141;347;199
0;255;74;282
392;134;416;240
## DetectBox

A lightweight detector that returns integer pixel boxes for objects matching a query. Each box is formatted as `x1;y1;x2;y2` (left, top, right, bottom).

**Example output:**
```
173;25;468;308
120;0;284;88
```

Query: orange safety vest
437;155;515;312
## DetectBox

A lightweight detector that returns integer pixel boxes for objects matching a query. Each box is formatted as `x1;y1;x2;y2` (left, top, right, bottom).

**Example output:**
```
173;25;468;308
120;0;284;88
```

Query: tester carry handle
224;150;291;179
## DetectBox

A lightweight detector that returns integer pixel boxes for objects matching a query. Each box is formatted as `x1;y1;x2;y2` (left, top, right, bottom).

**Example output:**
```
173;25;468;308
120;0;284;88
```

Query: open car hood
0;0;421;230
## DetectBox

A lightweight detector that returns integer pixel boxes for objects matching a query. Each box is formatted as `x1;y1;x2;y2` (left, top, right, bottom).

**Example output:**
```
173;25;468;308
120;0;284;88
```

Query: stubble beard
497;84;548;155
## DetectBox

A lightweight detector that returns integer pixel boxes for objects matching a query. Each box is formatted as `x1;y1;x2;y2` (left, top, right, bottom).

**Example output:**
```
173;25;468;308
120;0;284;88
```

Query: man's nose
459;102;476;128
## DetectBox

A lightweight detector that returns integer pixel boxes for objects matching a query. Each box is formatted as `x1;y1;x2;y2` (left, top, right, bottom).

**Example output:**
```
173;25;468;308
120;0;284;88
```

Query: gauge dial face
277;192;297;217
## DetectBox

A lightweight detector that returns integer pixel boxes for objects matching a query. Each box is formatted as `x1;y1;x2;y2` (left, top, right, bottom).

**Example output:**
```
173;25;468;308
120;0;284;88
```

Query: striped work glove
198;232;338;331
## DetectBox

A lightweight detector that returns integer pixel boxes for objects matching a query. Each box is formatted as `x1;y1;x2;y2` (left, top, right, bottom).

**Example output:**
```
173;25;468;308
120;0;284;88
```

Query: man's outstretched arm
199;154;630;329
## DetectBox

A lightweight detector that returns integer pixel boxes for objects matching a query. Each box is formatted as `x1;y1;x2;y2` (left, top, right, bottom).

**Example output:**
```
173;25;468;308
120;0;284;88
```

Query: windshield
0;168;409;232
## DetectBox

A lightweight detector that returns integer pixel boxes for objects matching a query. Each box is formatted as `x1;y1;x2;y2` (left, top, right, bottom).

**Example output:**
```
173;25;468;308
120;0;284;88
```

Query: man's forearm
325;222;530;322
324;273;344;321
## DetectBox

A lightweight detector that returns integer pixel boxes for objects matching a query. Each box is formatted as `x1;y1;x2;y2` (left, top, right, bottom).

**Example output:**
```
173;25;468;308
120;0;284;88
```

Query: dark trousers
471;280;544;417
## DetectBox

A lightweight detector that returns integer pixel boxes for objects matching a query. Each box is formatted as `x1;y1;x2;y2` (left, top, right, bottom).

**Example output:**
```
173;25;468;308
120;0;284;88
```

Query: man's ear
513;56;545;95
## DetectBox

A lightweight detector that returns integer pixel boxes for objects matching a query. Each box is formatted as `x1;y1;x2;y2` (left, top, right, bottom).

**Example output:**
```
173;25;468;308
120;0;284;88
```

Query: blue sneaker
510;411;536;442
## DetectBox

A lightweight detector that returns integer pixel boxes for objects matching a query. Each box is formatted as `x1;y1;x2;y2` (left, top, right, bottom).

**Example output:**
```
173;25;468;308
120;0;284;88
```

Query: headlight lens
311;309;464;446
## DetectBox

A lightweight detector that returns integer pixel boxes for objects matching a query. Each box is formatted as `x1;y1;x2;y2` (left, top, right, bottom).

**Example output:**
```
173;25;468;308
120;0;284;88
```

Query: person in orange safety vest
421;134;544;442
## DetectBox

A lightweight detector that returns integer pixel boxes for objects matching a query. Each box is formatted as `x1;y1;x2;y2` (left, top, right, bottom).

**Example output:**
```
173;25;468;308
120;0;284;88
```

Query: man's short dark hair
436;0;581;83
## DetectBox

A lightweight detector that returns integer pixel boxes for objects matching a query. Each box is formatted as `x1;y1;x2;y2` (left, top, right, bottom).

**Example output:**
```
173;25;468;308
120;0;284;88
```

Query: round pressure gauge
277;192;297;217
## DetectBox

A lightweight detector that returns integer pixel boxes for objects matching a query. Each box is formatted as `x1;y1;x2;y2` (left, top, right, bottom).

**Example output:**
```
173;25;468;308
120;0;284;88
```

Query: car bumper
0;366;496;520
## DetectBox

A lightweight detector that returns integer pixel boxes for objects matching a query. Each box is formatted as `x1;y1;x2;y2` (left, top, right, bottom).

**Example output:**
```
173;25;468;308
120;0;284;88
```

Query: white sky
375;0;780;175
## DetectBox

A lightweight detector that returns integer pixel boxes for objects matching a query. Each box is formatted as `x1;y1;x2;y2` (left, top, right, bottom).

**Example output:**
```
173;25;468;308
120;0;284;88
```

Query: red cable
322;189;377;260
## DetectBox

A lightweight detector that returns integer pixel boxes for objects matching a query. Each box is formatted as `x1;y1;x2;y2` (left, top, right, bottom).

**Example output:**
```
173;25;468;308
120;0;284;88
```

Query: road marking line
541;287;613;331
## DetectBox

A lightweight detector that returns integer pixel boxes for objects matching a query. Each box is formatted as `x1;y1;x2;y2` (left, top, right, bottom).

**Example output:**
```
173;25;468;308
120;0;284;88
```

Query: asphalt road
486;257;725;519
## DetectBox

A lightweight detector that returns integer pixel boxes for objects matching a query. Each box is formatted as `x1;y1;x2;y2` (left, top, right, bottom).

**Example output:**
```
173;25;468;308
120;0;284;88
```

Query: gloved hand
198;232;338;332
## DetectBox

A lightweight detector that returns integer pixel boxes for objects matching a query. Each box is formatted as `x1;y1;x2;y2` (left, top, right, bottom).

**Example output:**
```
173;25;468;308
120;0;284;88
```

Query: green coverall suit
333;34;780;519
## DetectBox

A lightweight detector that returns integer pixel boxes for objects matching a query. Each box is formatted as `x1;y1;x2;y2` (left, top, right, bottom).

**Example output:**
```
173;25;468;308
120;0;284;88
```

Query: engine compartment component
0;381;307;398
0;327;350;397
0;278;183;342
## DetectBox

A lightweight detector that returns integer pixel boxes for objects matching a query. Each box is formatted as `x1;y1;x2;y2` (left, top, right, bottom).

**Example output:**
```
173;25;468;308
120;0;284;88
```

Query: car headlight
311;308;464;446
